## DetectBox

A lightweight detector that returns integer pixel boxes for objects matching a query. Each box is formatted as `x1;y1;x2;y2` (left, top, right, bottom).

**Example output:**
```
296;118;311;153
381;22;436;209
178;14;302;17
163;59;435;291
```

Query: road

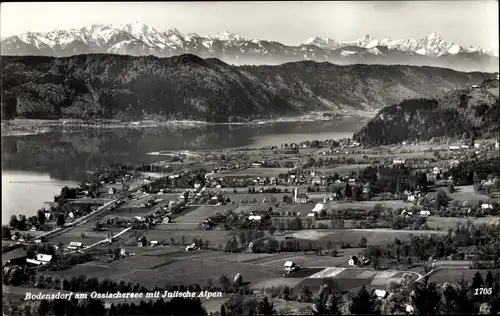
38;179;149;242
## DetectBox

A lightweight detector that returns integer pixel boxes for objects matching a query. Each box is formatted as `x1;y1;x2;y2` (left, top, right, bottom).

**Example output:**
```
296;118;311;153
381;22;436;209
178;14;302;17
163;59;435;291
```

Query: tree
37;209;46;226
455;275;476;314
9;215;19;229
485;271;494;287
349;285;378;315
219;274;231;293
448;183;455;194
411;277;441;315
258;297;275;316
359;236;367;248
2;225;12;239
472;271;484;289
56;214;65;226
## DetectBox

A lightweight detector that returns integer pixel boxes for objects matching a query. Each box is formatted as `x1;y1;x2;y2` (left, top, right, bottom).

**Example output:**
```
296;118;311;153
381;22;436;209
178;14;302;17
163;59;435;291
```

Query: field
217;168;291;177
449;185;491;202
426;216;500;230
139;229;235;246
326;200;412;210
310;229;447;245
48;226;127;247
52;251;280;289
223;193;287;204
315;164;370;174
252;267;420;293
429;268;500;285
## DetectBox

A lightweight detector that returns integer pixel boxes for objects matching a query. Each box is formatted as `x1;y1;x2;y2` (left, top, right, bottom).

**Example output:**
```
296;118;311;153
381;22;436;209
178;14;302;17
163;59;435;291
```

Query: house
481;204;493;209
67;241;83;250
449;145;460;151
283;261;298;274
348;256;359;266
470;85;480;89
185;243;197;251
312;176;322;185
375;289;388;299
427;173;437;182
27;254;53;266
251;162;263;168
406;305;415;313
393;159;405;165
312;203;325;213
420;210;431;217
407;194;416;202
248;215;262;221
108;187;117;195
460;145;469;149
433;166;441;175
149;240;159;247
474;142;481;149
496;140;499;150
307;213;315;217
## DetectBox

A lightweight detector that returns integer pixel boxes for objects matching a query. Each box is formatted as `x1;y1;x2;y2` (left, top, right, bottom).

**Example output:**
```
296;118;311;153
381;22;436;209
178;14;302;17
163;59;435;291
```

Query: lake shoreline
0;111;374;137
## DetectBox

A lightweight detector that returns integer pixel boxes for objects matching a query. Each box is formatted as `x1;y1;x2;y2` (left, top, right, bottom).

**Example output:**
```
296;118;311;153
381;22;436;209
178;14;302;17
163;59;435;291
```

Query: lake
1;117;366;222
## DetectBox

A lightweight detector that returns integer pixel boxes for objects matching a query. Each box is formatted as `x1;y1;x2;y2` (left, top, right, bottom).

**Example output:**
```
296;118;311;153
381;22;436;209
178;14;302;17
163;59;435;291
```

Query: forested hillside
353;77;500;145
0;54;491;122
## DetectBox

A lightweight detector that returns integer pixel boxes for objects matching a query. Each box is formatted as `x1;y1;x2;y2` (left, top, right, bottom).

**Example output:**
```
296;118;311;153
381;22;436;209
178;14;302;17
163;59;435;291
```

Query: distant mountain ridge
353;76;500;145
0;54;492;122
1;22;498;72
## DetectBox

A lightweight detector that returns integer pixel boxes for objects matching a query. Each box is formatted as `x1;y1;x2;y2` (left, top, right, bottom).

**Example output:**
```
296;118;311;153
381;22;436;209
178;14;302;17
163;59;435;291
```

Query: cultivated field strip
308;267;345;279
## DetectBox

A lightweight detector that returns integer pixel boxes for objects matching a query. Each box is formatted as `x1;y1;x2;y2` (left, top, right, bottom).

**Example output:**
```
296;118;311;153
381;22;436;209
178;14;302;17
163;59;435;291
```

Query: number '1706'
474;288;492;295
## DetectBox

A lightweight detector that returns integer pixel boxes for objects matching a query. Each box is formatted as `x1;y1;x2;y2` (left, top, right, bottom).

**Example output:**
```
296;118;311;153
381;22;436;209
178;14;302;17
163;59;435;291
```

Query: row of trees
4;297;208;316
359;222;500;269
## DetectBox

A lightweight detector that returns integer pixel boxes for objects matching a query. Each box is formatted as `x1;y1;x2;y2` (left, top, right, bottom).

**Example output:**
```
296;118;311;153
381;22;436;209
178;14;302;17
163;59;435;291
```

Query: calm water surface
1;118;366;221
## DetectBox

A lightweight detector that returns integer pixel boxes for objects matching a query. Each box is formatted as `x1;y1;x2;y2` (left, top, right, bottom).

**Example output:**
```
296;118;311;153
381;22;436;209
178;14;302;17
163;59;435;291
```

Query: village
2;136;500;314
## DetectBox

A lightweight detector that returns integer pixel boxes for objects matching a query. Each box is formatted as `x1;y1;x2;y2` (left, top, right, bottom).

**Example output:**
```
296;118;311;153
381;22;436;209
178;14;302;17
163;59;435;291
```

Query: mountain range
0;54;492;122
1;22;498;72
353;76;500;145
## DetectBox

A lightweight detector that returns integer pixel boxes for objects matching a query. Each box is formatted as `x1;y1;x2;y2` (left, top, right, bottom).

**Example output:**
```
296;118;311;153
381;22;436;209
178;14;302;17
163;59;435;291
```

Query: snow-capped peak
209;31;243;42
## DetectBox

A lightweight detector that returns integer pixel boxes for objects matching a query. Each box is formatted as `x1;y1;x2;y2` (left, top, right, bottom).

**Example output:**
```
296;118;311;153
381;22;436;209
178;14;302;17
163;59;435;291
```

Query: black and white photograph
1;1;499;315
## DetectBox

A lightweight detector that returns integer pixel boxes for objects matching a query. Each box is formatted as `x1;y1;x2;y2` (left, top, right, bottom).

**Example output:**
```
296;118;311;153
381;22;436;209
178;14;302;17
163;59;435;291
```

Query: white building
283;261;297;274
433;166;441;175
248;215;262;221
449;145;460;151
67;241;83;250
393;159;405;165
420;210;431;217
293;188;309;204
375;289;388;299
348;256;359;266
26;254;53;266
481;204;493;209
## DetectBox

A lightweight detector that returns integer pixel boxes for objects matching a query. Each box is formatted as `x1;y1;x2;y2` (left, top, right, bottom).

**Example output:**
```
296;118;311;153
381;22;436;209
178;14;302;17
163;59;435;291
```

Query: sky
1;1;498;50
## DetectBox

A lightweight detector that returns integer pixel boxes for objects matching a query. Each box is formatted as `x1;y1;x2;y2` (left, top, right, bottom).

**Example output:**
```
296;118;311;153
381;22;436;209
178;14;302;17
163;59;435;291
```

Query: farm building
27;254;53;266
375;289;388;299
67;242;83;250
420;210;431;217
348;256;359;266
284;261;297;274
108;187;117;194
